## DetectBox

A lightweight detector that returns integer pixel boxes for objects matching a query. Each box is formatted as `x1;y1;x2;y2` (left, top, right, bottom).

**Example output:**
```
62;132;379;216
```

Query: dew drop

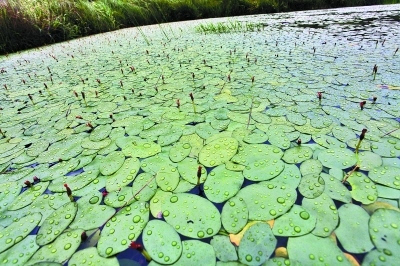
277;197;285;204
133;215;141;223
197;231;205;238
106;247;113;255
367;195;375;201
300;211;310;220
246;255;252;262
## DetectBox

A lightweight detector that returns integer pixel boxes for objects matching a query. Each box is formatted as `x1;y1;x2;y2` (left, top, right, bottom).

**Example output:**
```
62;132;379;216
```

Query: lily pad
318;148;357;169
358;151;383;171
238;222;277;265
27;229;83;265
298;173;325;199
162;193;221;239
106;157;140;192
243;159;285;182
302;193;339;237
300;159;323;176
237;182;296;220
287;233;350;265
362;249;400;266
104;186;134;208
100;151;125;176
68;247;119;266
122;141;161;158
371;137;400;158
320;173;352;203
36;201;78;246
70;202;115;231
0;213;42;253
173;240;216;265
156;166;180;192
143;220;182;265
204;165;244;203
282;146;313;164
232;144;283;165
369;208;400;255
177;158;207;185
89;124;112;142
210;235;238;262
169;142;191;163
97;201;149;257
335;204;374;254
131;172;157;201
347;172;378;204
8;182;49;210
221;196;249;234
199;137;238;167
369;165;400;189
0;235;39;266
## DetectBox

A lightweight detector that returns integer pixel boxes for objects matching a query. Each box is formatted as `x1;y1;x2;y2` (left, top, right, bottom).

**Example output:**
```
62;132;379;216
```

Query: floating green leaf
282;146;313;164
287;233;350;265
320;173;352;203
36;201;78;246
68;247;119;266
100;151;125;176
318;148;357;169
238;222;276;265
199;137;238;167
335;204;374;254
243;159;285;182
97;201;149;257
369;208;400;255
298;173;325;199
204;165;244;203
0;213;41;253
0;235;39;266
369;165;400;189
8;182;49;210
143;220;182;264
221;196;249;234
272;205;316;237
122;141;161;158
302;193;339;237
210;235;238;262
347;172;378;204
237;182;296;220
162;193;221;239
28;229;83;265
232;144;283;165
106;157;140;192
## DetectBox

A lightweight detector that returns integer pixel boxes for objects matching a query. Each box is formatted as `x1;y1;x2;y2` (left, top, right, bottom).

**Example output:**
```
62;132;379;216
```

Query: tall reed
0;0;396;54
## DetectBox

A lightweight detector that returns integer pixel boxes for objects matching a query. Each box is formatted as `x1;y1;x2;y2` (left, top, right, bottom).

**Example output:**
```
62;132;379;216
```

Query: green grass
0;0;398;54
195;20;264;34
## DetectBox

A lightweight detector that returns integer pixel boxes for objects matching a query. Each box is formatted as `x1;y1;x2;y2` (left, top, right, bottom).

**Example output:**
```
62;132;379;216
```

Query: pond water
0;4;400;266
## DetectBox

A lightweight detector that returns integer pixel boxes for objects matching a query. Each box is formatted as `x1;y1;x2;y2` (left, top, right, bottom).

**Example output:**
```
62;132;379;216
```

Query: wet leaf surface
0;5;400;265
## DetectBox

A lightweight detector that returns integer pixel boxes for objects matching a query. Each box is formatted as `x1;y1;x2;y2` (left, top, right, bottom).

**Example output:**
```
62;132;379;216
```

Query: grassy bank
0;0;398;54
